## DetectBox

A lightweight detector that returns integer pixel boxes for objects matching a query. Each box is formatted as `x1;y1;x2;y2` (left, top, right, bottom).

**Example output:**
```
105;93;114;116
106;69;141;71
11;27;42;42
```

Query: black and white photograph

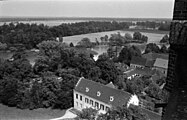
0;0;186;120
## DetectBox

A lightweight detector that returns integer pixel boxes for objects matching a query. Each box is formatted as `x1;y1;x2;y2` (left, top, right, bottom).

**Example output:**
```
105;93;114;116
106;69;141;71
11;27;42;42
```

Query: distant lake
0;20;88;26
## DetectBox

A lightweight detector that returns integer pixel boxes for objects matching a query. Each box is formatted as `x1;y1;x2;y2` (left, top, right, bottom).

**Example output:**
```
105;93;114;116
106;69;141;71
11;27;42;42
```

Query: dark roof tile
131;56;147;66
143;53;169;61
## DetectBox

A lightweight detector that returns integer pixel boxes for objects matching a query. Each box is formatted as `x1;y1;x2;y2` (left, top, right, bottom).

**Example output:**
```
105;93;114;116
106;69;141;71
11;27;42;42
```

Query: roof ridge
75;77;84;87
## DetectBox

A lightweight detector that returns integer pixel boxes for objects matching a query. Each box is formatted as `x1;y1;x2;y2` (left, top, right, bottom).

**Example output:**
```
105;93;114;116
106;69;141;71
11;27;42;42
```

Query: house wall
73;90;111;114
154;67;168;76
130;64;144;69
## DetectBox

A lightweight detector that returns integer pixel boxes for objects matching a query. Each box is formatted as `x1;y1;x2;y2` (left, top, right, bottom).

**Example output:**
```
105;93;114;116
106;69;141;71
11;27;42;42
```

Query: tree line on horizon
0;21;130;50
0;21;170;51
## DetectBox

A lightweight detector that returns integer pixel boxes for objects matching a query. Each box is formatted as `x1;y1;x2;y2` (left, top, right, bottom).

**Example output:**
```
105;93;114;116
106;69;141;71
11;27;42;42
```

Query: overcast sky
0;0;175;18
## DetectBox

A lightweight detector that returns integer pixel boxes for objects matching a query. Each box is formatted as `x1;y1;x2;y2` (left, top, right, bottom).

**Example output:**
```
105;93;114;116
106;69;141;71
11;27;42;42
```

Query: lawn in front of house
0;104;65;120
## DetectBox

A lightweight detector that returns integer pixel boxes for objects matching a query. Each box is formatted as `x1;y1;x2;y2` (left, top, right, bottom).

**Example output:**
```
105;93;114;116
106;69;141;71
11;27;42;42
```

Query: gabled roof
143;53;169;61
74;78;131;107
106;82;116;89
131;56;147;66
154;58;168;69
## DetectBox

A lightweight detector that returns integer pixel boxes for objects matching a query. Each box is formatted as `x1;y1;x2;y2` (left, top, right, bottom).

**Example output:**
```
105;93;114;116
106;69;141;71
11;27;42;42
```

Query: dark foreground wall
162;0;187;119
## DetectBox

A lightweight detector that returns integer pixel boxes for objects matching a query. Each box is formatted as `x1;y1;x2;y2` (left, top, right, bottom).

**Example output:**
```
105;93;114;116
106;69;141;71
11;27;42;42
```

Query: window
85;98;89;103
97;91;101;96
76;94;78;99
110;96;114;101
95;102;99;109
76;102;78;107
100;104;104;110
106;106;110;111
90;100;94;106
80;95;82;101
86;87;89;92
80;103;82;108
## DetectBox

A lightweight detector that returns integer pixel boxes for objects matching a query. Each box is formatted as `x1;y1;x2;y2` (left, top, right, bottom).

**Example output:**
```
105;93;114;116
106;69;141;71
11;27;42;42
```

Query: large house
153;58;168;76
73;77;161;120
74;77;138;114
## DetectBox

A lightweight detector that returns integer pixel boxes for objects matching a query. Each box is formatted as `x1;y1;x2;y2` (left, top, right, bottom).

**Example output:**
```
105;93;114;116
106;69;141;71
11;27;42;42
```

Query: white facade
127;94;139;108
130;64;144;69
74;90;140;114
73;90;110;114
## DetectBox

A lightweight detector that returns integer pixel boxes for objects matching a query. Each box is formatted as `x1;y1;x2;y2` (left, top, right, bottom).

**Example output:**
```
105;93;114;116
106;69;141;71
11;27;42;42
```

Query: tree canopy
160;34;169;44
97;105;148;120
133;32;148;43
76;38;93;48
118;45;141;65
144;43;160;54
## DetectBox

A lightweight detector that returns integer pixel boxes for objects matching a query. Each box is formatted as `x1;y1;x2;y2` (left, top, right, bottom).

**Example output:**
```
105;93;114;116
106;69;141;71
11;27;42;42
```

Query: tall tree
76;38;93;48
125;33;133;40
118;45;141;65
160;34;169;44
133;31;142;40
144;43;160;54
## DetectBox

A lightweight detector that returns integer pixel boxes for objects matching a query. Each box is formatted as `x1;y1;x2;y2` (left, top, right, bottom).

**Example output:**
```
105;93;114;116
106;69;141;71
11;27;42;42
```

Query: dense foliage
144;43;169;54
118;45;142;65
77;105;148;120
0;41;122;109
0;20;170;116
133;31;148;43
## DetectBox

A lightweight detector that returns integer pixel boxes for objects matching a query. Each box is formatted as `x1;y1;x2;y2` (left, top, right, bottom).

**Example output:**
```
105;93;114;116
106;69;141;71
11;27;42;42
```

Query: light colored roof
154;58;168;69
74;78;131;107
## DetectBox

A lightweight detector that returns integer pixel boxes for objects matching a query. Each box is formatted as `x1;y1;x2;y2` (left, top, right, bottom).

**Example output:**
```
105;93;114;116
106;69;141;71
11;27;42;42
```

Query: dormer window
86;87;89;92
97;91;101;96
110;96;114;101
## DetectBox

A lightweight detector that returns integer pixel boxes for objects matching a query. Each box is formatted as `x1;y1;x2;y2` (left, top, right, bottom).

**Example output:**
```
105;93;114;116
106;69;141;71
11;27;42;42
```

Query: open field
0;104;65;120
63;30;166;45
